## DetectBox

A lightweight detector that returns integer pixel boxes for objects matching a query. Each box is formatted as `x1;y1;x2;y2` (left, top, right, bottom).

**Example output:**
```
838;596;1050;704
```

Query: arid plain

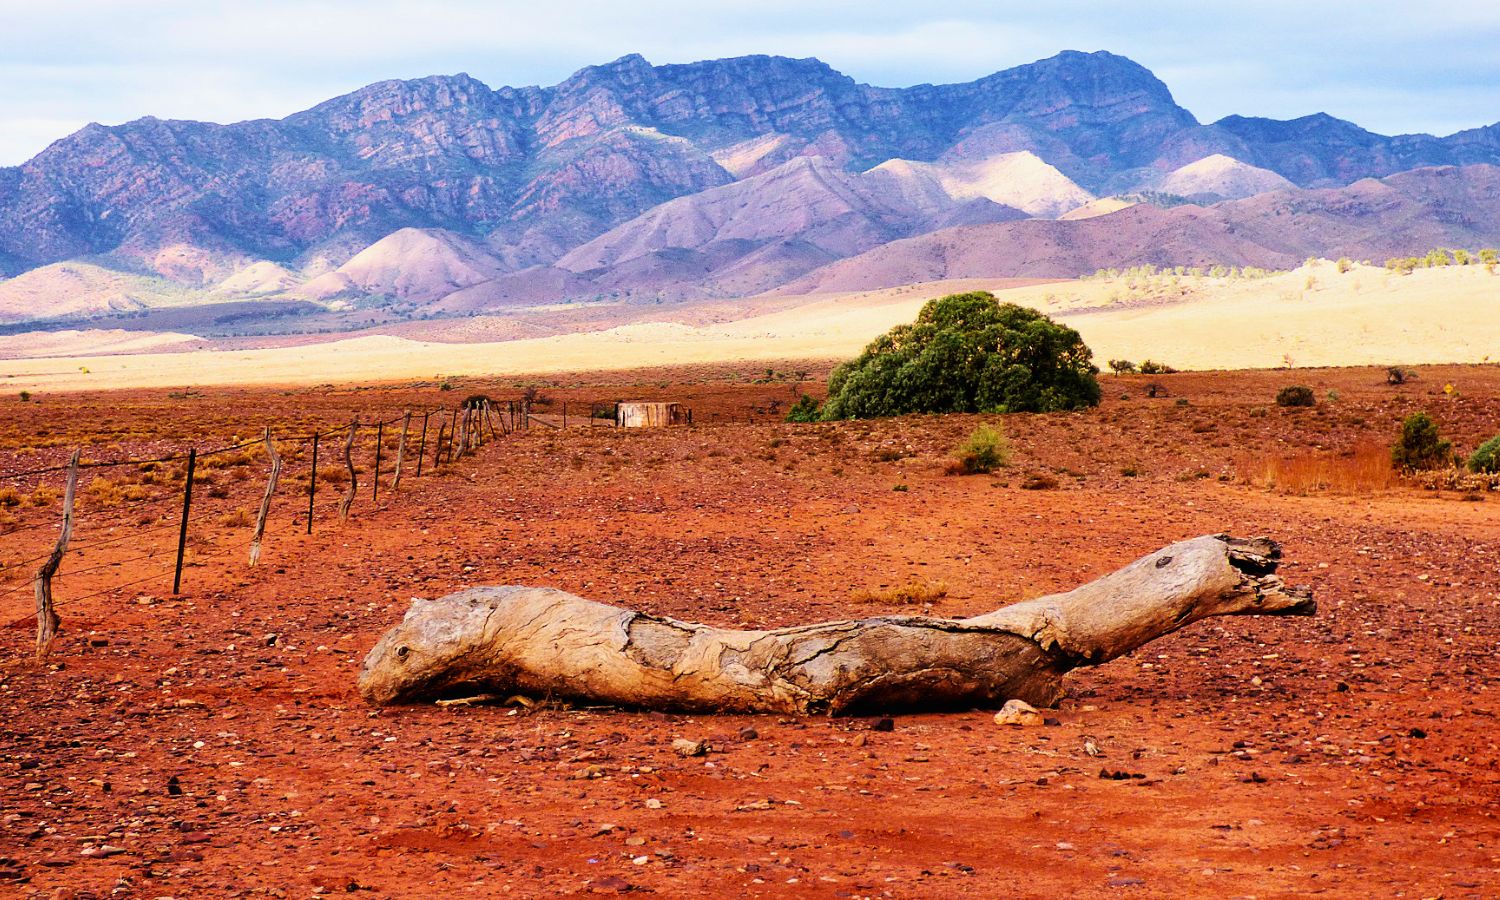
1;360;1496;897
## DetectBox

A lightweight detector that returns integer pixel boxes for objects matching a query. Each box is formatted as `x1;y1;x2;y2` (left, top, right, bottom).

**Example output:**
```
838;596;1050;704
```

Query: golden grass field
3;262;1496;392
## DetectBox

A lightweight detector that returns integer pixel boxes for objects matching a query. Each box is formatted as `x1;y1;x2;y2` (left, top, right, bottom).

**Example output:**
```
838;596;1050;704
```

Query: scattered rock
993;699;1044;727
671;738;707;757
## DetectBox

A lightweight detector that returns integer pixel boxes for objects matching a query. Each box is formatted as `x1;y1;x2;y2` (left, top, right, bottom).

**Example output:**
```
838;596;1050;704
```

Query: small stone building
615;402;690;428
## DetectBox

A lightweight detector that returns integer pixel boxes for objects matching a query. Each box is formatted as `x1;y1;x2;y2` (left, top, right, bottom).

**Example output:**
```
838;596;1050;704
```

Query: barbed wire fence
0;395;563;661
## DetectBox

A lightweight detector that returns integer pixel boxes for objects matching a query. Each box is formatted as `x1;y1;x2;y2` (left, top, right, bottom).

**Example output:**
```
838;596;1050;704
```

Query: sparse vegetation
850;577;948;606
19;391;31;402
1391;412;1452;471
1137;359;1177;375
1020;472;1059;490
1386;247;1500;274
1107;359;1136;374
1386;366;1417;385
947;424;1011;475
820;292;1100;419
1275;385;1316;408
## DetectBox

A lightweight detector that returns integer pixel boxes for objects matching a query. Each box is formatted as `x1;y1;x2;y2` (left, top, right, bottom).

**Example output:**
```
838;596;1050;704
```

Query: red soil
1;365;1497;897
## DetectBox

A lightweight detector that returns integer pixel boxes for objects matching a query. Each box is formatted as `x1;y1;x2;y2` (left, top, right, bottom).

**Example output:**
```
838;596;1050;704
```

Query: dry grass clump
850;577;949;606
1240;443;1398;495
30;485;58;507
201;449;258;470
0;486;21;508
218;508;253;528
83;477;150;507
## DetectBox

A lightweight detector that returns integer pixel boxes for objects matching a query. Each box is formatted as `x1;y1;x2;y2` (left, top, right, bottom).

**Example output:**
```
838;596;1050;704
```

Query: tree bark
358;535;1314;713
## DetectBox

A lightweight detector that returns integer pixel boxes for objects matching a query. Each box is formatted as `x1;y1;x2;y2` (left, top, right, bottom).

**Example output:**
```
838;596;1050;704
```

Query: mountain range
2;49;1498;328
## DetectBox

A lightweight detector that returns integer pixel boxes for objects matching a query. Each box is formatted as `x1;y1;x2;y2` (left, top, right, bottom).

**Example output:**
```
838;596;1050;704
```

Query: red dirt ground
1;365;1497;898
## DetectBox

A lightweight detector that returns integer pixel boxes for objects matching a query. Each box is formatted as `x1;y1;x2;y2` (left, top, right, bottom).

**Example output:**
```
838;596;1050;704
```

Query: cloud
0;1;1495;164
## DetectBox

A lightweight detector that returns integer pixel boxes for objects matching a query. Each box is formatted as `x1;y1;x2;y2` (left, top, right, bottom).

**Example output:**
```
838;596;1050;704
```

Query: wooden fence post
454;408;468;461
307;434;319;534
34;450;80;660
249;427;283;566
432;422;447;469
392;411;411;491
338;420;358;521
415;412;430;478
172;448;197;595
372;421;384;504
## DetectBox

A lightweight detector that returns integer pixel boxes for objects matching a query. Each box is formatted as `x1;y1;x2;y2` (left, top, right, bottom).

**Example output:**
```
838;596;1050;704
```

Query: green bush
1391;412;1452;471
819;292;1100;419
1275;385;1316;407
1138;359;1177;375
950;425;1011;474
1107;359;1136;374
784;394;821;423
1468;434;1500;474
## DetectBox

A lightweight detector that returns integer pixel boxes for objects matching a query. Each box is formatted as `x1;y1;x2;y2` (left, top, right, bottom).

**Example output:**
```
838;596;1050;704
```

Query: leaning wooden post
248;427;283;566
432;422;447;469
392;412;411;491
372;421;384;504
454;408;468;461
415;412;430;478
307;434;319;535
34;451;80;660
172;448;197;596
338;420;358;522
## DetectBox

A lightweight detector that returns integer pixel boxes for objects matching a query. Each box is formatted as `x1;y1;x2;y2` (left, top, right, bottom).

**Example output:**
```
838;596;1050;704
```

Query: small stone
644;799;663;810
624;836;646;847
671;739;707;757
631;855;649;866
850;734;868;748
870;717;895;732
738;727;759;741
993;699;1044;727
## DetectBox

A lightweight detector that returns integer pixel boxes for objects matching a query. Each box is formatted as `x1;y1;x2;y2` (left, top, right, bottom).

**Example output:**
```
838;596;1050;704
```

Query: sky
2;0;1496;166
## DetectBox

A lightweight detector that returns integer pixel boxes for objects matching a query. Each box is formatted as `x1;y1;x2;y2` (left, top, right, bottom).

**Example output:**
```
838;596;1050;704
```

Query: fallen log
358;534;1314;713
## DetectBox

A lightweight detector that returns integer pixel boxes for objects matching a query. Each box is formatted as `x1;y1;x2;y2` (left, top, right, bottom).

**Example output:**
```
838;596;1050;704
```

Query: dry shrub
84;477;124;506
30;485;58;507
218;508;253;528
318;467;349;484
202;450;257;470
850;577;949;606
0;486;21;508
1021;472;1060;490
1240;444;1398;495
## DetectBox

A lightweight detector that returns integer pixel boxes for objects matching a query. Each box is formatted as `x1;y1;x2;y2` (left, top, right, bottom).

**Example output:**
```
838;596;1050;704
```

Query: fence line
0;401;520;658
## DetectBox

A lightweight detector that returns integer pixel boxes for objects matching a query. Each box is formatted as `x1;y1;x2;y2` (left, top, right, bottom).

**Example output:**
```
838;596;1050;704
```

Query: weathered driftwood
358;535;1314;712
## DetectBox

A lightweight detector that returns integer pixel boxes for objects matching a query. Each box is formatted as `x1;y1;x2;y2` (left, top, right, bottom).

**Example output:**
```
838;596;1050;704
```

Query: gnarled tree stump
358;534;1313;713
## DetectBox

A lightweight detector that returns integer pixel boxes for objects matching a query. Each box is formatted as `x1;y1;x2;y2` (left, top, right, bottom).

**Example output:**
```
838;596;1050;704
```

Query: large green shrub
819;292;1100;419
1468;434;1500;474
1391;412;1452;470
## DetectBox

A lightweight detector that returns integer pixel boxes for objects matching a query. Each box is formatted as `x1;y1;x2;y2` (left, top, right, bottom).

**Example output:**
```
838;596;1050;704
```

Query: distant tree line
1385;247;1499;275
